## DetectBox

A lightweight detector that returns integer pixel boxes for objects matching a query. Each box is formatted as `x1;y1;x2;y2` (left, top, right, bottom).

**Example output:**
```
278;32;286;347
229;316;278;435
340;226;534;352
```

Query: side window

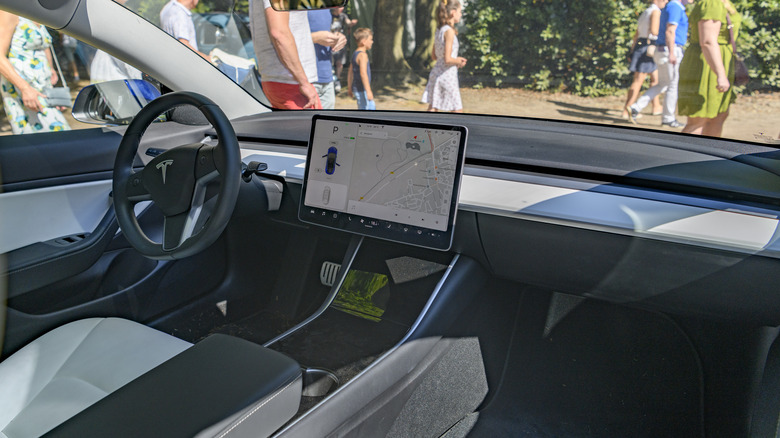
123;0;263;100
0;21;148;136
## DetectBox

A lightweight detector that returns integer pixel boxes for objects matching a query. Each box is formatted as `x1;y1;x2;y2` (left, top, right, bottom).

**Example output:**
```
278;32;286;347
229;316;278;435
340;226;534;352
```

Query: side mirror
270;0;348;11
72;79;161;125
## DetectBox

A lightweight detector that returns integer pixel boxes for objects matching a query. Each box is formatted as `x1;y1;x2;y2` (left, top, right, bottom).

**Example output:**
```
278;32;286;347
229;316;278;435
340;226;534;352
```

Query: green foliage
232;0;250;14
124;0;167;26
731;0;780;89
461;0;780;95
125;0;779;94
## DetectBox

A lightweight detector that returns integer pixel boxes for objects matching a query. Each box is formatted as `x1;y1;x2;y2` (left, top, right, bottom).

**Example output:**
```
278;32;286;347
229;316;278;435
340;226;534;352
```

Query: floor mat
468;291;703;438
149;231;347;344
272;308;408;381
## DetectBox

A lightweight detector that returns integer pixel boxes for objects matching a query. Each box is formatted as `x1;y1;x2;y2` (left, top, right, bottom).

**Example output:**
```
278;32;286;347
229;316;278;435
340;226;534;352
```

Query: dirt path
3;83;778;144
338;85;780;144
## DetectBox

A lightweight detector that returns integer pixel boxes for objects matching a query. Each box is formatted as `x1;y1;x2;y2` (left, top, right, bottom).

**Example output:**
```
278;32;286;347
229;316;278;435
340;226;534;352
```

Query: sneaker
629;107;640;124
334;79;341;93
662;120;684;128
622;111;642;120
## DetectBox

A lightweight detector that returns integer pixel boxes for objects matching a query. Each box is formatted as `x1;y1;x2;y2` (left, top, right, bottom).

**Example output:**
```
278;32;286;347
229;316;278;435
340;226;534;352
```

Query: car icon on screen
323;147;339;175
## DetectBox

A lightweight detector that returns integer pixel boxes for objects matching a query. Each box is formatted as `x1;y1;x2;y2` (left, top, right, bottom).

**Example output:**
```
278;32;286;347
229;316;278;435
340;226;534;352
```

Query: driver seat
0;318;302;437
0;318;191;437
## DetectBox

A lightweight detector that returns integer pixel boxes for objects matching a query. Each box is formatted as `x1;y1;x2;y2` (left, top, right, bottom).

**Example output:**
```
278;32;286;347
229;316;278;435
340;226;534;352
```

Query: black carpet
467;291;704;438
272;308;408;381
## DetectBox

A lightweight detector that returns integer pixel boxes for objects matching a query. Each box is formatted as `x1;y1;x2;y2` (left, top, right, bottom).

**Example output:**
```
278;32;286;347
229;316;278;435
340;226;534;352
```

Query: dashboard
230;111;780;325
232;112;780;259
4;110;780;323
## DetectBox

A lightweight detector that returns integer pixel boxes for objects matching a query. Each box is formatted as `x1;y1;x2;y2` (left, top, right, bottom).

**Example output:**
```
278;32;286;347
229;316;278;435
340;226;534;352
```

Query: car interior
2;0;780;437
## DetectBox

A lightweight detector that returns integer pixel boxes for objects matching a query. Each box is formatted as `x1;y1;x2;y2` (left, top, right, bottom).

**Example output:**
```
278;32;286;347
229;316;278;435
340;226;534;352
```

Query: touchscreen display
299;115;467;250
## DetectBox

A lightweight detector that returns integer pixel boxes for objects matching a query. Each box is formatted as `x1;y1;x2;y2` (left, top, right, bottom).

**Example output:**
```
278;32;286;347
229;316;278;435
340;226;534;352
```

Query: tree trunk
372;0;417;87
410;0;437;73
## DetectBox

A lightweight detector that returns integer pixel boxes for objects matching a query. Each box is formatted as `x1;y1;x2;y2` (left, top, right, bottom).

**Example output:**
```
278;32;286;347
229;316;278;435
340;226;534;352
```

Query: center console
258;116;472;417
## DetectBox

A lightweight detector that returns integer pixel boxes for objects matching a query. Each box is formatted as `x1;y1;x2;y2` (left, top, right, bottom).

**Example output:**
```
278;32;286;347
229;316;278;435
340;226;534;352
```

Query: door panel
6;207;117;296
0;123;222;358
0;128;122;190
0;180;112;254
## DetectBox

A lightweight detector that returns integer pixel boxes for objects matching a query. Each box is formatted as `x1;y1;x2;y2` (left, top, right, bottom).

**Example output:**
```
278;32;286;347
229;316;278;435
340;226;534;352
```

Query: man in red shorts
251;0;321;109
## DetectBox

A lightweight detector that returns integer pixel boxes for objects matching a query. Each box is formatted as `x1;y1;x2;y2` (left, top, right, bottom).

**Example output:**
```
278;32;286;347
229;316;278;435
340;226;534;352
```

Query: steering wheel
113;92;241;260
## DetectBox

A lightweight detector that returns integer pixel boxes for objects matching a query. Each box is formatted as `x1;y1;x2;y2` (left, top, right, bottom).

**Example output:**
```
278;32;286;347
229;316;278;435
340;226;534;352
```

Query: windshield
2;0;777;144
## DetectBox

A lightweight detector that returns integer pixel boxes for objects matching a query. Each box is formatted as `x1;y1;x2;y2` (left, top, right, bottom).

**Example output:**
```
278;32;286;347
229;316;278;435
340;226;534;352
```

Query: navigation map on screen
300;116;467;250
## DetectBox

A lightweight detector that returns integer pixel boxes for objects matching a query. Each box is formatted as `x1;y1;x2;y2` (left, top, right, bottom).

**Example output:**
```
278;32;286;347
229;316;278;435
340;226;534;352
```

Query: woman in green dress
678;0;741;137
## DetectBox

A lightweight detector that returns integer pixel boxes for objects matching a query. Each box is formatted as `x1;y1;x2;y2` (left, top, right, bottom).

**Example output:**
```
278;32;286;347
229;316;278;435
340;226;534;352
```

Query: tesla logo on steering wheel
156;159;174;184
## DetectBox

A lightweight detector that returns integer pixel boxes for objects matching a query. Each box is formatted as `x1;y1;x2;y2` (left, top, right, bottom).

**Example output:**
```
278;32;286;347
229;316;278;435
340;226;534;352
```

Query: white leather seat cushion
0;318;191;438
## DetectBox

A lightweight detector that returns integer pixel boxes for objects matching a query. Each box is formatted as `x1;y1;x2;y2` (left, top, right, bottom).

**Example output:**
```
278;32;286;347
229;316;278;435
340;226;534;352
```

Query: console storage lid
45;334;302;438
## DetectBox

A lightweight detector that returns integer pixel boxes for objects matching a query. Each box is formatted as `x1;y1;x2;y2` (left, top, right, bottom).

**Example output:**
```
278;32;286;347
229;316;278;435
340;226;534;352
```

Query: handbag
44;46;71;107
44;86;71;107
726;13;749;87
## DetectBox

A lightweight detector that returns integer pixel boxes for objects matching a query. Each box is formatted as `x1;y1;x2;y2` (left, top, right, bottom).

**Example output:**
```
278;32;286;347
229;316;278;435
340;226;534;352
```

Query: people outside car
678;0;741;137
61;33;81;83
622;0;667;120
307;9;346;109
160;0;211;61
629;0;692;128
0;11;70;134
251;0;320;109
329;6;357;93
348;28;374;110
421;0;467;113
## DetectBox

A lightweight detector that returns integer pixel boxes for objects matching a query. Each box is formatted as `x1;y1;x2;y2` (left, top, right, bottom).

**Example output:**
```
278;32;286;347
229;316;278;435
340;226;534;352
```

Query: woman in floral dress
0;11;70;134
422;0;467;112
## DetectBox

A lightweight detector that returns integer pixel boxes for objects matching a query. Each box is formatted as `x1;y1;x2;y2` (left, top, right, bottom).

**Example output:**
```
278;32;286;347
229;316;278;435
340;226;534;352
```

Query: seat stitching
215;377;299;438
5;319;105;431
50;375;110;394
54;319;106;379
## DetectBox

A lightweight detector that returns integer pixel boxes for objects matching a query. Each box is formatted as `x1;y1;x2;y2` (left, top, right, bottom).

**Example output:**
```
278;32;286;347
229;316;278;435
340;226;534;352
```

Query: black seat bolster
44;334;302;438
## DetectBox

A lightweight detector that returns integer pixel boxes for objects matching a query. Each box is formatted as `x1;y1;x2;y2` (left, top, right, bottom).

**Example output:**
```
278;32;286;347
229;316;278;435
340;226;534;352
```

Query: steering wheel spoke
125;172;152;202
196;144;221;179
161;171;218;251
162;213;190;251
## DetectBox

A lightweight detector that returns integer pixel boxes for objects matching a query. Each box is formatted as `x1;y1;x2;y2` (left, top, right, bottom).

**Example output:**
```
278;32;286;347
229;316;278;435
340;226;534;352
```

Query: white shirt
251;0;317;84
637;4;661;39
160;0;198;51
